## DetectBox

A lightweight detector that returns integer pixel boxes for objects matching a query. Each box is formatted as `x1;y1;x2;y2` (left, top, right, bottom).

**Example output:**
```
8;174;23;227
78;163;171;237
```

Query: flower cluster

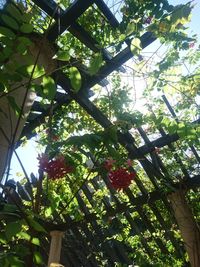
103;158;136;190
108;168;136;191
38;154;73;180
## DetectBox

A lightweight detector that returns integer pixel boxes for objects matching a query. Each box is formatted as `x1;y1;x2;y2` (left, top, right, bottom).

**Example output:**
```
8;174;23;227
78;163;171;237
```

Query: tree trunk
0;36;56;181
168;190;200;267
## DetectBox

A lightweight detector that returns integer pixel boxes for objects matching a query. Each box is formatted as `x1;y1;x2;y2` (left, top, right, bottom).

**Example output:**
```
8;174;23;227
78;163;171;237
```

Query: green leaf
17;64;45;79
17;43;27;54
7;96;21;116
17;231;30;241
27;217;46;233
6;3;23;22
31;237;40;246
5;220;23;240
42;76;56;100
31;65;45;79
69;66;82;92
105;143;119;158
171;4;192;26
17;36;33;47
15;244;30;257
3;46;12;59
119;34;126;42
53;51;70;61
21;13;32;23
0;83;5;92
33;251;43;265
3;203;19;213
125;22;136;36
0;211;21;220
0;36;13;47
30;83;42;94
44;206;52;217
66;134;102;149
0;26;16;38
8;255;24;267
20;23;33;33
89;53;103;75
105;126;118;143
130;38;142;56
0;233;7;244
167;122;178;134
177;123;197;140
2;14;19;30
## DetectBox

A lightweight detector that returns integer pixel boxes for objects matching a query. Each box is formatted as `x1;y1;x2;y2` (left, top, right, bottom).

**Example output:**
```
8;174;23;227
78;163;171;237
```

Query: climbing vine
0;0;199;266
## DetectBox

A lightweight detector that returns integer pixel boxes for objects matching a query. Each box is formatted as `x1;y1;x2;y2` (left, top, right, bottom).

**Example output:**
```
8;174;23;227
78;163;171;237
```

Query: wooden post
168;190;200;267
49;264;64;267
0;36;56;181
48;230;64;267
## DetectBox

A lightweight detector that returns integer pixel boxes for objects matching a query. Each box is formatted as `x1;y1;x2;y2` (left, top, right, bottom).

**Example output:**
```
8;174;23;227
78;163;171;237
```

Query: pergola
0;0;200;266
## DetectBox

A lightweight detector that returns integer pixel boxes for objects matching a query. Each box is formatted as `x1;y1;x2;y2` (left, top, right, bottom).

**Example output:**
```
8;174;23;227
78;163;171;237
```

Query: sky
9;0;200;181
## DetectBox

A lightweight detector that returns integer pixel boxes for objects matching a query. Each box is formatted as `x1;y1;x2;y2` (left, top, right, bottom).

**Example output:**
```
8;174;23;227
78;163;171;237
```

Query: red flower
108;168;135;191
52;135;59;141
38;154;73;180
38;153;49;169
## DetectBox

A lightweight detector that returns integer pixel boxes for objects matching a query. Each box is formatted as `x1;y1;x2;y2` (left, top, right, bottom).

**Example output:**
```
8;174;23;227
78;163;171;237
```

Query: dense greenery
0;0;199;266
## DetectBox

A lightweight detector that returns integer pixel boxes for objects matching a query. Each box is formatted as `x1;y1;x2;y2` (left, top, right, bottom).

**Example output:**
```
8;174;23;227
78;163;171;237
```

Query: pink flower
145;16;152;24
189;42;195;48
126;159;133;167
104;158;116;171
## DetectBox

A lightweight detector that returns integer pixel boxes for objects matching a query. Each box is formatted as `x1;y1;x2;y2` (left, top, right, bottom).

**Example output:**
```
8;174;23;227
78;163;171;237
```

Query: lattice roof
0;0;199;266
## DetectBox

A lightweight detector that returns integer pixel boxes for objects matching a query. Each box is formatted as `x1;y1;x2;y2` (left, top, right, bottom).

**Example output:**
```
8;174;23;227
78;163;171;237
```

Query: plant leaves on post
42;76;56;100
20;23;33;33
88;52;103;75
0;26;16;38
5;220;23;241
130;37;142;56
2;14;19;30
53;51;70;61
125;22;136;36
69;66;81;92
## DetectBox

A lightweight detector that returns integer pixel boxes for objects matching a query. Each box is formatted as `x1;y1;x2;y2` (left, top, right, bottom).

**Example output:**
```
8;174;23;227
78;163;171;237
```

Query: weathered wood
0;36;56;180
50;264;64;267
168;190;200;267
48;231;64;267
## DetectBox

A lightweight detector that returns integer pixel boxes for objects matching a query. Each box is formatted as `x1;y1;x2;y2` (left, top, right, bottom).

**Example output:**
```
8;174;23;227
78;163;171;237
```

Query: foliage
0;0;199;266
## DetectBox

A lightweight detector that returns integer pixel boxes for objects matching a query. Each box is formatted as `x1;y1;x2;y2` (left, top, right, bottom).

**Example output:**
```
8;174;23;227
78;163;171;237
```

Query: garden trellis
0;0;199;266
